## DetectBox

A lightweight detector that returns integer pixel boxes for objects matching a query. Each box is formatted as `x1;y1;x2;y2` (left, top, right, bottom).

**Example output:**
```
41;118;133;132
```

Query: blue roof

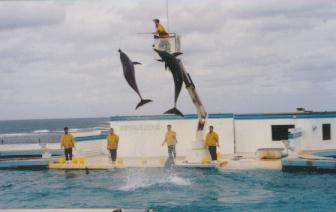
110;113;233;121
110;112;336;121
235;113;336;120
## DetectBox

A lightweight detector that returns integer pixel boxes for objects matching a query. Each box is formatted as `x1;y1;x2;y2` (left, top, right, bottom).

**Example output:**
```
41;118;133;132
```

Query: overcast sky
0;0;336;120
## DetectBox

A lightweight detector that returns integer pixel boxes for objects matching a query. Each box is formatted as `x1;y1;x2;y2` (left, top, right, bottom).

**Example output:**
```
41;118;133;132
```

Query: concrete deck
48;153;282;170
0;152;284;171
219;153;282;170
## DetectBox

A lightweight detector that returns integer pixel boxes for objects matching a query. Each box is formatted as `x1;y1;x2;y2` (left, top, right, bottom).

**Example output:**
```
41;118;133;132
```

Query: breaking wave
33;130;50;134
0;133;33;137
0;127;108;137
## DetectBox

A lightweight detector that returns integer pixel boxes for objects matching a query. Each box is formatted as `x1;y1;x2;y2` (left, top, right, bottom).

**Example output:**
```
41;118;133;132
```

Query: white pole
166;0;169;32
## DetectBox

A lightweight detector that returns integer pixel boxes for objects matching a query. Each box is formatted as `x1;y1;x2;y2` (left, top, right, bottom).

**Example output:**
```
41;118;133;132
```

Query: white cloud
0;2;65;30
0;0;336;120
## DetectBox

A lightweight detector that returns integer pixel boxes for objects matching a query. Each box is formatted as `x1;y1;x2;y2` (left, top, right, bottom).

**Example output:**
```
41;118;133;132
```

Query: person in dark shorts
107;128;119;164
60;127;76;163
162;124;177;158
205;125;219;162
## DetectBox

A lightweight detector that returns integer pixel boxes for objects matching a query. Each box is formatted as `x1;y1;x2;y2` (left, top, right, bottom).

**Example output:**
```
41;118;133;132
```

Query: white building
110;111;336;157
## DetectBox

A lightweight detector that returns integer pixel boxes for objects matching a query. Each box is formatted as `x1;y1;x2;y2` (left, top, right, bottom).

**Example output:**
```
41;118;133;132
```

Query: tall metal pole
166;0;169;32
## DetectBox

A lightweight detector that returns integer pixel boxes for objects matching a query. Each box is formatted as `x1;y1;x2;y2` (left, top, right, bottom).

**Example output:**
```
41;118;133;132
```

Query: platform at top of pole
153;33;181;58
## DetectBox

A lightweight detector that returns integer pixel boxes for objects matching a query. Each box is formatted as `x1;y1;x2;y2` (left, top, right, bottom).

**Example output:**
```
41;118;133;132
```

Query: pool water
0;168;335;211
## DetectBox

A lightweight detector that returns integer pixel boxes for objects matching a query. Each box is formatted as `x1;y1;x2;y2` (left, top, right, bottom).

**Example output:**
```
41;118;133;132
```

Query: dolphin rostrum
118;49;152;109
154;49;184;116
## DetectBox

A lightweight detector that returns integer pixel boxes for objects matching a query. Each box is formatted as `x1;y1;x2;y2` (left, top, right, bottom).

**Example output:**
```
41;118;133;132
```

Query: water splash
118;169;191;191
167;174;191;186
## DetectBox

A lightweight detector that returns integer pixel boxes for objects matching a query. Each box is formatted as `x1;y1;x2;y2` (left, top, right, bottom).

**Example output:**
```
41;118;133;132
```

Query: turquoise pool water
0;168;335;211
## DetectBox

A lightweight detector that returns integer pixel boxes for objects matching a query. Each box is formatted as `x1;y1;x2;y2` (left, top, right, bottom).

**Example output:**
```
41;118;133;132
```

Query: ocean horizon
0;117;110;144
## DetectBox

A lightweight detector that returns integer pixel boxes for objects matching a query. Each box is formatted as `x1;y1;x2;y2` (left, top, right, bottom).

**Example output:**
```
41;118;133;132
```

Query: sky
0;0;336;120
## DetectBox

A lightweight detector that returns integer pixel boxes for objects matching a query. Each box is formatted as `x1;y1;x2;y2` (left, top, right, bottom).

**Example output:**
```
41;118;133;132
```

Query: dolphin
154;49;184;116
164;157;175;169
118;49;152;109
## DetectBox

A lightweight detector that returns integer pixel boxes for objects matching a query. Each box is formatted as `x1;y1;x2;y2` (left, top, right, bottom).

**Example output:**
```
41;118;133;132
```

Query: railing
153;32;177;39
0;134;60;144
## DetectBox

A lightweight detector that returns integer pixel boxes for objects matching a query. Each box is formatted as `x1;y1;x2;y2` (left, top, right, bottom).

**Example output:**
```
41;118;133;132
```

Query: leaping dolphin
118;49;152;109
154;49;184;117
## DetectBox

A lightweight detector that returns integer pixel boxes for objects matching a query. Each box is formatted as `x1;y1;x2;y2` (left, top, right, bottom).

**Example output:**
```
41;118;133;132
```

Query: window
272;125;295;141
322;124;331;140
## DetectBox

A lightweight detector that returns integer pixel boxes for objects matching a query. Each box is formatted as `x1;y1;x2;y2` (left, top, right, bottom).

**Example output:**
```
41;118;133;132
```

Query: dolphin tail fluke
135;99;152;109
164;107;184;117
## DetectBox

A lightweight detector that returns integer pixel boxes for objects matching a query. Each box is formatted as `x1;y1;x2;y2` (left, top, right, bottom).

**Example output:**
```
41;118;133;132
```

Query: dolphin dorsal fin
172;52;183;57
133;62;142;65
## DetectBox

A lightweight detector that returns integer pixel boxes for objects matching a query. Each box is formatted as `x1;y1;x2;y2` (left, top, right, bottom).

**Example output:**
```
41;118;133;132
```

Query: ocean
0;117;110;144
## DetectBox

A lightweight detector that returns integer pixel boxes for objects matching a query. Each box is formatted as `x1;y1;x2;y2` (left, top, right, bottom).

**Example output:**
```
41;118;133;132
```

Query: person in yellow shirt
204;125;219;161
162;124;177;158
107;128;119;164
153;18;169;38
60;127;75;162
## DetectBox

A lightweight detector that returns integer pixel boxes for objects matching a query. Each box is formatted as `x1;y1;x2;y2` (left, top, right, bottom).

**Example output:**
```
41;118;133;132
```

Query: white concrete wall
110;118;234;158
108;114;336;157
235;117;336;153
296;118;336;150
235;119;294;153
76;140;106;157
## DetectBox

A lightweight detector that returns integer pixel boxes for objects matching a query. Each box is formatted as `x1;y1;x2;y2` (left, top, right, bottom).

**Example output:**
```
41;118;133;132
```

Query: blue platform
282;158;336;172
0;159;49;170
312;150;336;158
0;149;63;158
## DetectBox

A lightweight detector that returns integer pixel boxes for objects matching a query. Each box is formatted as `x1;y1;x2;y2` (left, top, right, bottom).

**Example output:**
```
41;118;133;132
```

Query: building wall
234;119;294;153
235;115;336;153
296;118;336;150
109;113;336;156
110;115;234;158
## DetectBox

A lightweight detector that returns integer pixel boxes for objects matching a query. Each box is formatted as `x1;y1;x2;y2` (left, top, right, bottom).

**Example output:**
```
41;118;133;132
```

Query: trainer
205;125;219;161
60;127;76;163
107;128;119;164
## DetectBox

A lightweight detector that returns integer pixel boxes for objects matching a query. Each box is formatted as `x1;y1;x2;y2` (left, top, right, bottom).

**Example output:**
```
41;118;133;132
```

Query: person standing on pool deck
162;124;177;158
107;128;119;164
205;125;219;161
60;127;76;163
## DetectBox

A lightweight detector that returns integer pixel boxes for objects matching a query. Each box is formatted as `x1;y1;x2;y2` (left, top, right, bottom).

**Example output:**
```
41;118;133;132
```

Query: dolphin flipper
164;107;184;117
136;99;153;109
133;62;142;65
172;52;183;57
